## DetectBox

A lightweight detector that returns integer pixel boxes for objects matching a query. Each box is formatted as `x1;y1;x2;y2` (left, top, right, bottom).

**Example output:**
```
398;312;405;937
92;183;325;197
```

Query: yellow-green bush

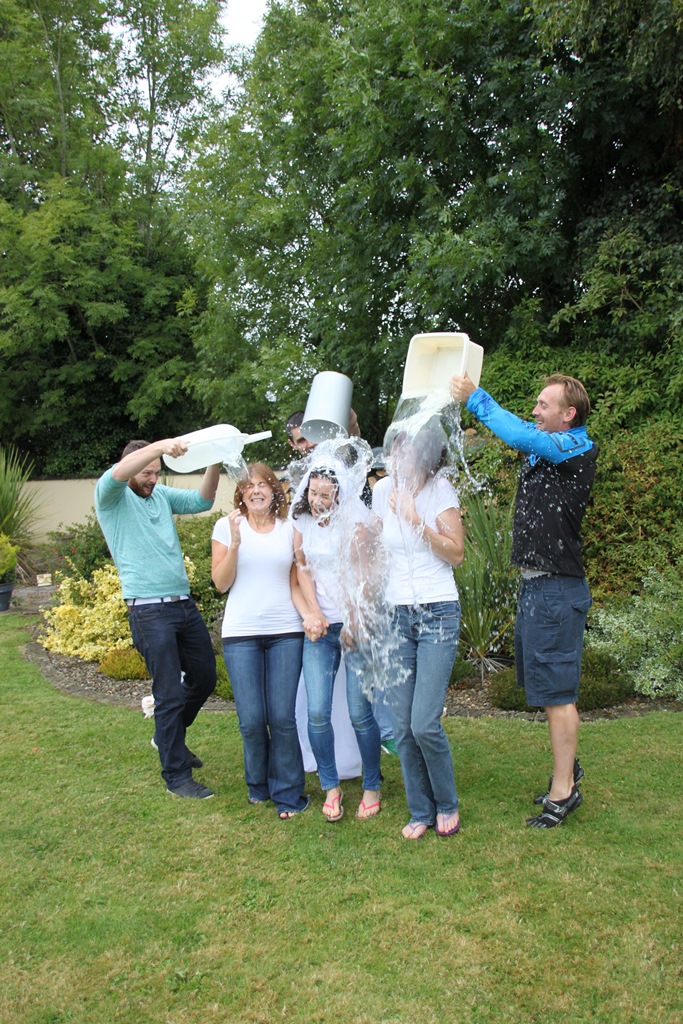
41;562;131;661
41;558;197;664
98;646;150;680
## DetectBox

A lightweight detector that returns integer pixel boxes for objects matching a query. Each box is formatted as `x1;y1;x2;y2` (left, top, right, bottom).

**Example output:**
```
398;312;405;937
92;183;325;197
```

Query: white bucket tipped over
162;425;272;473
401;332;484;401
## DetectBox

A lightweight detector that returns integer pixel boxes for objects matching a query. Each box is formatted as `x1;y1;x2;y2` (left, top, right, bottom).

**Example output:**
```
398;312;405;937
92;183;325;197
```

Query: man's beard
129;478;155;498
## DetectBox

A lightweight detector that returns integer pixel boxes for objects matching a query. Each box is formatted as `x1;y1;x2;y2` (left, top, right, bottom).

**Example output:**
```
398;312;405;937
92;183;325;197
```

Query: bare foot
435;811;460;836
402;821;430;840
322;787;343;822
356;790;381;819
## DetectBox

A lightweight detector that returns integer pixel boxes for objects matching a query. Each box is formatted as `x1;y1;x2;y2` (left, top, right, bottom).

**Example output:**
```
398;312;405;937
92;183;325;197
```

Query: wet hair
285;411;305;438
290;467;339;520
545;374;591;427
121;440;151;458
233;463;288;520
390;420;447;479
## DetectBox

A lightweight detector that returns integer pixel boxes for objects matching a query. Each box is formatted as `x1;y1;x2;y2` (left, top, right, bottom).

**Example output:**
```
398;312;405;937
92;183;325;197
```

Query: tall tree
0;0;226;474
188;0;683;443
112;0;225;256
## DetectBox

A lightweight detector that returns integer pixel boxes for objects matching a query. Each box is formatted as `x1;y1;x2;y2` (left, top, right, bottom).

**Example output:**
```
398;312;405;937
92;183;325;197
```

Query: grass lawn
1;614;681;1024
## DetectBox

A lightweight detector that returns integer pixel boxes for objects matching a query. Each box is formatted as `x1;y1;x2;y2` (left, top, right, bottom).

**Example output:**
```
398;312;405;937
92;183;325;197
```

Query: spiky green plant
0;444;43;548
456;493;518;679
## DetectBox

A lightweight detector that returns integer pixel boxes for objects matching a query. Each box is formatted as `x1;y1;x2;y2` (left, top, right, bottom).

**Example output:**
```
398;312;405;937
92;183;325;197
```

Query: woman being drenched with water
372;421;464;839
290;447;383;824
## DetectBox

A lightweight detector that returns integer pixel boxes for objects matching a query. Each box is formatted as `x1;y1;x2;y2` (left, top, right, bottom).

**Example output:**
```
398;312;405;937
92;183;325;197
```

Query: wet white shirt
372;475;460;606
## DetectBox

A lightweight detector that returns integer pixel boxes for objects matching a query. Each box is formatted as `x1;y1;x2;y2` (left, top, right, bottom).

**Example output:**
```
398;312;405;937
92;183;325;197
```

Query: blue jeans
372;684;394;741
129;599;216;789
302;623;381;791
222;634;307;813
390;602;460;825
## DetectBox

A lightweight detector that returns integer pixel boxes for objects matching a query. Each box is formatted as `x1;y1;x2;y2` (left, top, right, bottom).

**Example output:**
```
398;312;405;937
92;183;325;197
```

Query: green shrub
0;532;19;584
589;565;683;699
214;654;233;701
449;657;479;687
0;444;43;555
37;512;111;581
487;667;535;712
583;420;683;598
98;647;150;680
487;648;634;712
455;493;518;678
175;512;225;639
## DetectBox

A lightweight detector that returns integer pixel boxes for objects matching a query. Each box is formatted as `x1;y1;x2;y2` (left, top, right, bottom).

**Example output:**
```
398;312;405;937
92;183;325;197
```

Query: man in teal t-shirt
96;438;222;799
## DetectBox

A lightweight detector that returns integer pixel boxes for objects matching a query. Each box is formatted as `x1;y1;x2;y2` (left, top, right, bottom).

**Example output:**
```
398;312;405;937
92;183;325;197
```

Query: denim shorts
515;576;592;707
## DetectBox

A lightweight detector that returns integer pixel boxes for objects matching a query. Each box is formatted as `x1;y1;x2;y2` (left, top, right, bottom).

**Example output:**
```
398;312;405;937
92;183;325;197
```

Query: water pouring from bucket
162;424;272;482
384;332;486;495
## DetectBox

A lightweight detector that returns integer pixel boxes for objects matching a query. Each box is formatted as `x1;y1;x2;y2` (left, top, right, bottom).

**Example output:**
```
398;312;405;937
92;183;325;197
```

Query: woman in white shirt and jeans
291;457;383;824
212;463;310;820
372;425;464;839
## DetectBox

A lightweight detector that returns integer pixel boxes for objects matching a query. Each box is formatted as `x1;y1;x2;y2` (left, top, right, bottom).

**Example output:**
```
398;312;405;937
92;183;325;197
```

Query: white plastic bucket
162;425;272;473
401;332;484;399
300;371;353;443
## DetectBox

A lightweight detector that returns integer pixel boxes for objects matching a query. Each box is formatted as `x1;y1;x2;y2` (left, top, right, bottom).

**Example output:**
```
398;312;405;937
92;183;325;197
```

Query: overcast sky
221;0;269;49
212;1;269;97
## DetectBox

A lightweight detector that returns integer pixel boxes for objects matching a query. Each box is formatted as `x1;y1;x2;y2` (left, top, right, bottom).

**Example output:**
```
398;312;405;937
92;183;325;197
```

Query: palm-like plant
456;492;518;680
0;445;43;549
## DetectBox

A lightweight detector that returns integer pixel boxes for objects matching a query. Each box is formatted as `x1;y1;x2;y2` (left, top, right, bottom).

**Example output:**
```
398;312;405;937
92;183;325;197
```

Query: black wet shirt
511;445;599;577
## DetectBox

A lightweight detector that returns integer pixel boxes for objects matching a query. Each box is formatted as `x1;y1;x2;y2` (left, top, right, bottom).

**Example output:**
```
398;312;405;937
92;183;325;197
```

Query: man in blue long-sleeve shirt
450;373;598;828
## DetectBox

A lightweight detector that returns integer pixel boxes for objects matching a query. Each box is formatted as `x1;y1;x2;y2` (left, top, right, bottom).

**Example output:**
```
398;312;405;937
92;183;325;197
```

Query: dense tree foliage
0;0;224;474
187;0;683;450
2;0;682;594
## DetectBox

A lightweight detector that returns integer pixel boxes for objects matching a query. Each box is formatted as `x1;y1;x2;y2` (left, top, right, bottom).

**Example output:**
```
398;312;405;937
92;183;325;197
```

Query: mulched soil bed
23;638;679;722
13;587;679;720
24;641;232;712
443;678;680;721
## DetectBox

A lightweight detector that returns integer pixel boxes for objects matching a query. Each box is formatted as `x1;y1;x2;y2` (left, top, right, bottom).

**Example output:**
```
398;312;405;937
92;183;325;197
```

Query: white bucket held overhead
300;371;353;443
401;332;484;400
162;424;272;473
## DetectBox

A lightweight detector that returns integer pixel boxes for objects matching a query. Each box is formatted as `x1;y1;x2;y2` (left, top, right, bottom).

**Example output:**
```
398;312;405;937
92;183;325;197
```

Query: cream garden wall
23;475;237;541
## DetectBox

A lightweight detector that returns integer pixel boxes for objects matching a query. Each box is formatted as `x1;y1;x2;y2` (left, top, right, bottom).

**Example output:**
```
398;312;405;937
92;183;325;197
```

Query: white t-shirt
372;475;460;605
212;516;303;638
292;512;344;623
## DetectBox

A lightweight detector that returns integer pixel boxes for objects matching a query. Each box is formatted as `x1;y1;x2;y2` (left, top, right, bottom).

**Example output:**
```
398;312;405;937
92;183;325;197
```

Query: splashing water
288;393;492;703
222;452;250;484
384;393;486;496
374;390;500;684
289;437;407;700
